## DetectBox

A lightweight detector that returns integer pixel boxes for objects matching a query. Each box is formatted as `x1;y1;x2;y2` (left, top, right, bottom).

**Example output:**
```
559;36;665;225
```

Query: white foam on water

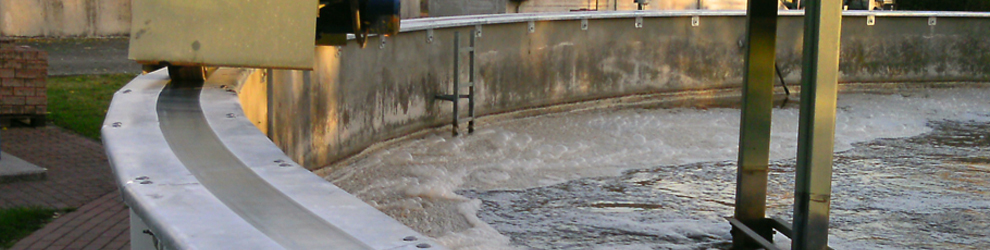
432;199;514;250
324;88;990;249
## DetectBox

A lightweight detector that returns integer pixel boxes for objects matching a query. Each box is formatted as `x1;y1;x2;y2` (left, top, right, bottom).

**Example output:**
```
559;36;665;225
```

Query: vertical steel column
452;31;461;137
266;69;274;139
468;30;477;134
792;0;842;249
733;0;778;248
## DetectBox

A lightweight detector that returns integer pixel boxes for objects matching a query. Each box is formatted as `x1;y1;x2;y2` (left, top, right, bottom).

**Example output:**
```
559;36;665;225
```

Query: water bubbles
325;87;990;250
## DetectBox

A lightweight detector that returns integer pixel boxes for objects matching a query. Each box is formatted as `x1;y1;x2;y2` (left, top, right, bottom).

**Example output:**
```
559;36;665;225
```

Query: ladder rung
435;94;472;101
460;47;474;52
435;94;456;101
460;82;474;87
455;117;474;123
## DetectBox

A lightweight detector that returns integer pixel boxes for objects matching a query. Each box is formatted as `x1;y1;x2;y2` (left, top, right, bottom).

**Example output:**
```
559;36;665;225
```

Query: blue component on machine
365;0;401;19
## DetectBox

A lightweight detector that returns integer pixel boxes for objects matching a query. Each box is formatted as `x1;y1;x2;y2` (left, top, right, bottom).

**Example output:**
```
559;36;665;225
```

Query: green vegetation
47;74;135;140
0;207;69;249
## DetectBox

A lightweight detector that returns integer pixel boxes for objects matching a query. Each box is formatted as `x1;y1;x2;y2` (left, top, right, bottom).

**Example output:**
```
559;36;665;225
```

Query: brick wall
0;45;47;116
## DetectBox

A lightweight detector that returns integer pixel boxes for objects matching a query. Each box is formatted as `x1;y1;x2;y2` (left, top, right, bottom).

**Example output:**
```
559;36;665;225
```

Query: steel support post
452;32;461;137
792;0;842;249
266;69;274;139
733;0;779;248
468;30;477;134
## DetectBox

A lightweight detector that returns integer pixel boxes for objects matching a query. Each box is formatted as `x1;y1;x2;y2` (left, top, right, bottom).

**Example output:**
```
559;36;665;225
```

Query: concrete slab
0;151;47;183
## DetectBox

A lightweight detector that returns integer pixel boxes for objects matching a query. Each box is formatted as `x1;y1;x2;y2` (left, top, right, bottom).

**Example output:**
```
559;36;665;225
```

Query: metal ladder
436;30;477;136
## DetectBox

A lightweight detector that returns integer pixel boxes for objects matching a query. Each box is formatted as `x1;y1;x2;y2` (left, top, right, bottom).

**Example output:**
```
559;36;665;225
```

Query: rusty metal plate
128;0;316;70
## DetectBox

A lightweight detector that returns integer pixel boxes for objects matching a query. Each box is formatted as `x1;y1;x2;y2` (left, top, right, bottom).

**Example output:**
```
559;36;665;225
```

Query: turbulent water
322;87;990;249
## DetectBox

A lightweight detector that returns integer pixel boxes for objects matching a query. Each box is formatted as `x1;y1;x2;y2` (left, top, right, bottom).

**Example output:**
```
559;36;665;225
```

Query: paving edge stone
0;151;48;184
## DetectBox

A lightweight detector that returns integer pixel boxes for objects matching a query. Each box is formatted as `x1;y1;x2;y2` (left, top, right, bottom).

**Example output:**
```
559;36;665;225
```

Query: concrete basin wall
265;11;990;169
0;0;131;37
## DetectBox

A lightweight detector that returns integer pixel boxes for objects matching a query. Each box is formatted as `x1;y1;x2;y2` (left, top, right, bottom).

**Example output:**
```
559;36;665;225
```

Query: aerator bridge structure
104;2;990;250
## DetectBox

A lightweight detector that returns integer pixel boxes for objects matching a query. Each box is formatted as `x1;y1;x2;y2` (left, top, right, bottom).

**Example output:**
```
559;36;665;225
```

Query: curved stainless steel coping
103;69;443;249
398;10;990;32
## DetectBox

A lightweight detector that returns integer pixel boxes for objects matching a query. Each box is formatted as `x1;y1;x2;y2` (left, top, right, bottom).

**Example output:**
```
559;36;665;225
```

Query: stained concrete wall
0;0;131;37
262;12;990;169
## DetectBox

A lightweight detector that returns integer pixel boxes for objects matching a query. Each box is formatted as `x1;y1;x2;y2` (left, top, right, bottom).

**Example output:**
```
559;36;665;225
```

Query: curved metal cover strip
397;10;990;32
157;80;370;249
199;69;443;250
102;71;285;250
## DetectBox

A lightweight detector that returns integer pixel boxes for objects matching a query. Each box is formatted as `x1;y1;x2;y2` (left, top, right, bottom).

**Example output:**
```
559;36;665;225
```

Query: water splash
323;87;990;249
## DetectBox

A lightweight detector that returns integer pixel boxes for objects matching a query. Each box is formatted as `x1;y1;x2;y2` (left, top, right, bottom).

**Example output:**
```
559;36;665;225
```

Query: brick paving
1;126;129;249
10;192;128;250
0;127;116;209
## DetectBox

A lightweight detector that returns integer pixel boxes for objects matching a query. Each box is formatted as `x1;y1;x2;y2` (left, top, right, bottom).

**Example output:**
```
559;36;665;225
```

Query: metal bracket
727;217;834;250
379;35;387;49
475;25;483;37
929;16;937;26
528;21;536;33
581;19;589;31
692;15;701;27
727;218;780;250
427;29;435;43
635;16;643;28
867;15;876;26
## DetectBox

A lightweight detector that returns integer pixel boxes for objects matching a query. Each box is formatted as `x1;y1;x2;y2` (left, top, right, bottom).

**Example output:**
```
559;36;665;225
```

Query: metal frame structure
732;0;843;249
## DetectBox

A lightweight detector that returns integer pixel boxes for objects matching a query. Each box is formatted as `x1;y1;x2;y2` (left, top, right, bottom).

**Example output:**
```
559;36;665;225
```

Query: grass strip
0;206;70;249
46;74;135;140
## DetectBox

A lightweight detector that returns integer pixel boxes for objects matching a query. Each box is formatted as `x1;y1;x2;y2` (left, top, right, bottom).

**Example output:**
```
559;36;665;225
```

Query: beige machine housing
128;0;317;70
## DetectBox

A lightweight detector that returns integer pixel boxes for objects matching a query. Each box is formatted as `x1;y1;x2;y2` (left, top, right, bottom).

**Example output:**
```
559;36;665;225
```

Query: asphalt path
22;38;142;76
